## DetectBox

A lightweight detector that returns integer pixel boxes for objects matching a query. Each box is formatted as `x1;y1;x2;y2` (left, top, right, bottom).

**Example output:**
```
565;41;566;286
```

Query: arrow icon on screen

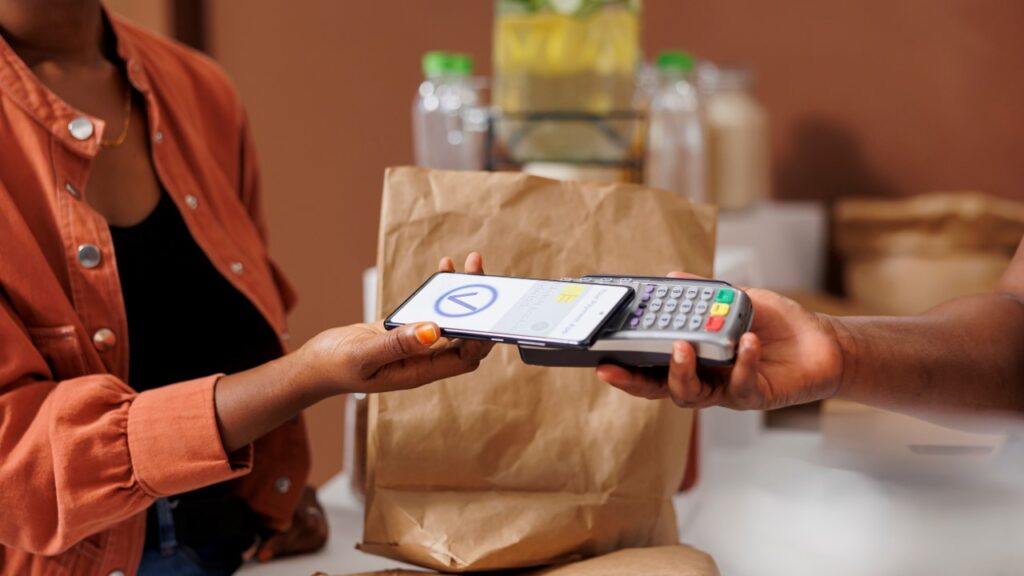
434;283;498;318
447;291;479;312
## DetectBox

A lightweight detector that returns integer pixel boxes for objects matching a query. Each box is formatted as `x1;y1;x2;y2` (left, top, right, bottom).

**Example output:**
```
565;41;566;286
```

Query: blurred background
104;0;1024;485
95;2;1024;573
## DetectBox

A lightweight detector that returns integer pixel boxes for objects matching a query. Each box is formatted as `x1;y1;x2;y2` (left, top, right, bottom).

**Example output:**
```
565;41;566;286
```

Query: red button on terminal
705;316;725;332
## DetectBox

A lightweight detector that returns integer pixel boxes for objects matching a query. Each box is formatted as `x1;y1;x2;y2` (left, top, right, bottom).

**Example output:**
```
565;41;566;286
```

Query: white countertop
238;426;1024;576
254;207;1020;574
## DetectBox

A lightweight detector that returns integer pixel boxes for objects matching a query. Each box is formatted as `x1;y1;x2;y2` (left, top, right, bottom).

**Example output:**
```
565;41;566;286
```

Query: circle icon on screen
434;284;499;318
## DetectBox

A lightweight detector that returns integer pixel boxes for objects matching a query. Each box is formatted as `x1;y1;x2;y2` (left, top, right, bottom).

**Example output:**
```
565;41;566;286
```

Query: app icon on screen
434;284;498;318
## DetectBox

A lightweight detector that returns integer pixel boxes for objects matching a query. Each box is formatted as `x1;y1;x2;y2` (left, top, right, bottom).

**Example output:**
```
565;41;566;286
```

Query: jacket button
184;194;199;209
108;571;126;576
68;117;94;141
92;328;117;352
153;131;164;144
274;477;291;494
77;244;102;269
64;182;82;199
230;261;244;275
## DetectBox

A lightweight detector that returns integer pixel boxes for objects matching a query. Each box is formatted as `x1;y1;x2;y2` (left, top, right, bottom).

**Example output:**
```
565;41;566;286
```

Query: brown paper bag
337;544;719;576
361;167;716;572
835;192;1024;315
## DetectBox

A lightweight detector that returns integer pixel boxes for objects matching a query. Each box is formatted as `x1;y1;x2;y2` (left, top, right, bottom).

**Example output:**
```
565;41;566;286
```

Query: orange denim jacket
0;13;310;576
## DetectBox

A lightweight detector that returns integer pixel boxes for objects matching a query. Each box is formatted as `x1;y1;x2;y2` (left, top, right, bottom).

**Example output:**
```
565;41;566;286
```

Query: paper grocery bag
361;167;716;572
338;544;719;576
835;193;1024;314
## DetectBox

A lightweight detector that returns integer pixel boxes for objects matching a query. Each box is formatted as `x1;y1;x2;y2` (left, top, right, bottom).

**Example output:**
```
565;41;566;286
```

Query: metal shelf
483;108;646;182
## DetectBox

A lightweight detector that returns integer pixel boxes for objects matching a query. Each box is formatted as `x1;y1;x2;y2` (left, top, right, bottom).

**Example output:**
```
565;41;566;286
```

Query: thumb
362;323;441;374
667;271;703;280
256;531;288;562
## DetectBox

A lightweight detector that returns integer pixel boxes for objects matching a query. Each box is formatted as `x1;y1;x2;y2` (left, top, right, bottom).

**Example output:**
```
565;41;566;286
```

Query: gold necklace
100;79;131;149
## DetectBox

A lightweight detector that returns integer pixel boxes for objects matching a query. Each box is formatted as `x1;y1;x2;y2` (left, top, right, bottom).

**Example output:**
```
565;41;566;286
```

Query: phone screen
386;273;633;346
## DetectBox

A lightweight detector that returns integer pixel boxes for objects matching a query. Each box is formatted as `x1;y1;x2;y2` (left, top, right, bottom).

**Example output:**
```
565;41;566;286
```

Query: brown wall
107;1;1024;484
646;1;1024;201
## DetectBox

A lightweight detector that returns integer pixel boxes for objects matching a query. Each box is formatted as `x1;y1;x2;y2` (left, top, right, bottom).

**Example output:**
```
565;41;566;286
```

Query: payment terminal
518;275;754;368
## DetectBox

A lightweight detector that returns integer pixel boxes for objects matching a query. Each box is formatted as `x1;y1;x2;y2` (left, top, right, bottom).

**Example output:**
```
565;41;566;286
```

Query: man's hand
293;253;494;396
596;273;846;410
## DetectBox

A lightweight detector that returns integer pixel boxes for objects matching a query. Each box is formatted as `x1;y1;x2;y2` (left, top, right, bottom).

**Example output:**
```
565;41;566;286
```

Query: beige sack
359;167;716;572
835;192;1024;315
338;544;719;576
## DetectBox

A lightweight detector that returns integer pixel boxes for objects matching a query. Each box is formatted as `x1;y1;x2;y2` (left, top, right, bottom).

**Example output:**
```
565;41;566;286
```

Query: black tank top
109;191;281;555
109;191;281;390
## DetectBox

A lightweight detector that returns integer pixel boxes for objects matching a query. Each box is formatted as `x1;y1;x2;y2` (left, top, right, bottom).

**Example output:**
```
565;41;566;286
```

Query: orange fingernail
415;324;439;345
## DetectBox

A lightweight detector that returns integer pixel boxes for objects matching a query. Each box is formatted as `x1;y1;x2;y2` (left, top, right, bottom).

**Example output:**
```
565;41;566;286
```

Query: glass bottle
702;66;769;210
493;0;642;164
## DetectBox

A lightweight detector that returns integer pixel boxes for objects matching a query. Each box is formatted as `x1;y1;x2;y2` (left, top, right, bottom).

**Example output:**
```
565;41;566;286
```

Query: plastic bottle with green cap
422;51;451;79
414;51;449;168
413;51;485;170
656;50;696;74
644;50;707;203
447;53;474;77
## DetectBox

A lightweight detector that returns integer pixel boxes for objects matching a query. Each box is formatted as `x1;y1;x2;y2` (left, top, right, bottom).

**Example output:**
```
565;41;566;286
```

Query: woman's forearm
213;350;329;453
829;293;1024;415
209;320;485;453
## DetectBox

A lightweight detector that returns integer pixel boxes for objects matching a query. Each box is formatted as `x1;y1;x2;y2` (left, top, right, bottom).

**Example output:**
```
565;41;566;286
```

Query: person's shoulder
112;16;243;119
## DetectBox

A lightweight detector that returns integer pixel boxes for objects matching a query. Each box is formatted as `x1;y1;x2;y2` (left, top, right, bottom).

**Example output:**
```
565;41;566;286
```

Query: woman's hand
215;254;492;452
595;273;846;411
292;252;493;396
251;485;328;562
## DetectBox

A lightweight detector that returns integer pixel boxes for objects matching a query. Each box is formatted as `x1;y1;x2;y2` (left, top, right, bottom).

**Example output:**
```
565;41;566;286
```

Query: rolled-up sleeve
0;297;252;556
128;374;252;497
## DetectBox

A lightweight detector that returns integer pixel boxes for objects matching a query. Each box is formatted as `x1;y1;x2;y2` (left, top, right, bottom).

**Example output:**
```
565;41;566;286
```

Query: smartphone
384;272;634;348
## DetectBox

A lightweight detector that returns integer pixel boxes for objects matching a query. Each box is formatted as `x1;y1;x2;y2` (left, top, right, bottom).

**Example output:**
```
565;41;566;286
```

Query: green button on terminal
714;289;734;304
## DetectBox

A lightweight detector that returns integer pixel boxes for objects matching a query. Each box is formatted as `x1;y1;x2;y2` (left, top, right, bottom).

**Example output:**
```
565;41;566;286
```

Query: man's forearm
827;293;1024;415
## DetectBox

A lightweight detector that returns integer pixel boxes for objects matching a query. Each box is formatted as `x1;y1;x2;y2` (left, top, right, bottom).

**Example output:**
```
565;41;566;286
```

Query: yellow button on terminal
710;303;730;317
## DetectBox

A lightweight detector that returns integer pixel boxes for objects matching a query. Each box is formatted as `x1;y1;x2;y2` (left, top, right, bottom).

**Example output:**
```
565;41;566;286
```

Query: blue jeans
137;498;245;576
138;547;240;576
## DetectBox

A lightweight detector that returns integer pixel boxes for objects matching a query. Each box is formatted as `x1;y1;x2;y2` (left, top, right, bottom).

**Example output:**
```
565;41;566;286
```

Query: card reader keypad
623;281;737;334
